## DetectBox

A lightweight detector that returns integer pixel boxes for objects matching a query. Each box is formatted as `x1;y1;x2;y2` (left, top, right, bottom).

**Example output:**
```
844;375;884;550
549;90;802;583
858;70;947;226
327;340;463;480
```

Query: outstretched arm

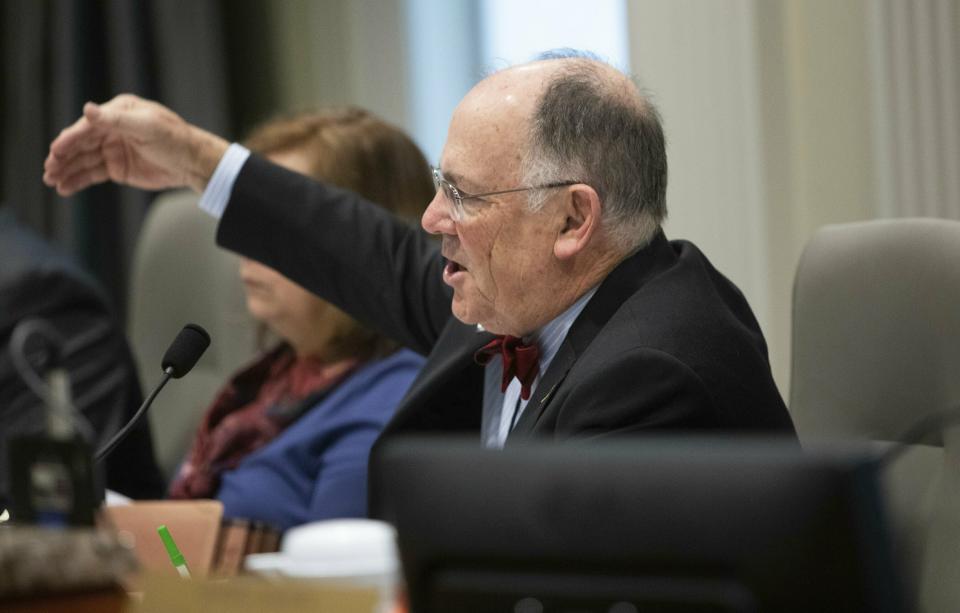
43;94;228;195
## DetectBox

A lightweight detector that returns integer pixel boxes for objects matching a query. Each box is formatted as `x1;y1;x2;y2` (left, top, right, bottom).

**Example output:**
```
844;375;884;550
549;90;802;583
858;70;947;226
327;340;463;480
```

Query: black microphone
161;323;211;378
95;323;210;463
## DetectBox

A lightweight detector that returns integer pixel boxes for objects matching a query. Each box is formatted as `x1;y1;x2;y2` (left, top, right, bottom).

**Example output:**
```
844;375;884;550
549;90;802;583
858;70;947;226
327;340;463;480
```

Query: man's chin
452;311;506;335
450;293;507;333
450;296;484;328
450;303;477;326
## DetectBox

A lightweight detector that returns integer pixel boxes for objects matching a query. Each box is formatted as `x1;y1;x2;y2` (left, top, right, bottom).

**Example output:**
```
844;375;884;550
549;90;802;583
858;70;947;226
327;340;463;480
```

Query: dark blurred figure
0;207;165;505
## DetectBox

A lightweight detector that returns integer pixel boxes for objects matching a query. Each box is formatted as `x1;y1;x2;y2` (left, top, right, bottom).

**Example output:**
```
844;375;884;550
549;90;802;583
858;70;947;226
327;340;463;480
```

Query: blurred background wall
1;0;958;399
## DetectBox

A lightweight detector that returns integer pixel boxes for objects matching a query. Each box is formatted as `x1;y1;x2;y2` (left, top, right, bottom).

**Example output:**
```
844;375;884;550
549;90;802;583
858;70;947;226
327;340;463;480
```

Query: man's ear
555;185;602;260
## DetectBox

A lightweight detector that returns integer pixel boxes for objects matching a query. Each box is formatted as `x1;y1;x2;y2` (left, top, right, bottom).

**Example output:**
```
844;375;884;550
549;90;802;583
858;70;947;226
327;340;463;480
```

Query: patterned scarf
168;344;359;500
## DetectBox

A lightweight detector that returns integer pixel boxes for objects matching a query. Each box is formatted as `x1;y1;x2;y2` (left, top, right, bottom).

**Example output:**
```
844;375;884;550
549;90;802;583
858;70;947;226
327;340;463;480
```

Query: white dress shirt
198;143;250;218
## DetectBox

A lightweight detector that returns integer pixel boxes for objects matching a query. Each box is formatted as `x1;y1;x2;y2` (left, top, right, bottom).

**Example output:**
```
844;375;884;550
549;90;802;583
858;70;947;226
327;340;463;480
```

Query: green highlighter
157;524;192;578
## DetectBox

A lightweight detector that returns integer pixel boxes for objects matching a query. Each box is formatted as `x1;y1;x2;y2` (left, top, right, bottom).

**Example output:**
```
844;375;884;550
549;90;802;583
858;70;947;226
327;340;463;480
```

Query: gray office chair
127;190;258;481
790;218;960;612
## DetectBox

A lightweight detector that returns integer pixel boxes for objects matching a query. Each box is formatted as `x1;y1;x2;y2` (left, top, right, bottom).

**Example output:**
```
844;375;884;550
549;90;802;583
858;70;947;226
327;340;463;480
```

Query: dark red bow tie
474;335;541;401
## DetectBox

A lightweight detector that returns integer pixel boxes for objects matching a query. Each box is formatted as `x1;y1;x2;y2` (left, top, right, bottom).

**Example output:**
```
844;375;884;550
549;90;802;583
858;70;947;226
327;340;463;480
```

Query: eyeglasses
431;167;579;221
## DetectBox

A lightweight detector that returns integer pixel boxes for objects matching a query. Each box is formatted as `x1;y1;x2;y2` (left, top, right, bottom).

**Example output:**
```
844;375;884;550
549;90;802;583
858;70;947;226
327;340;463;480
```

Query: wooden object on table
97;500;223;578
136;573;380;613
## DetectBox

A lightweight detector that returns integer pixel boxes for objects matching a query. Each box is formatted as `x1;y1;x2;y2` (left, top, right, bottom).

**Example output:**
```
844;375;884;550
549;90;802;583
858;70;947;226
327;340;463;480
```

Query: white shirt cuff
198;143;251;219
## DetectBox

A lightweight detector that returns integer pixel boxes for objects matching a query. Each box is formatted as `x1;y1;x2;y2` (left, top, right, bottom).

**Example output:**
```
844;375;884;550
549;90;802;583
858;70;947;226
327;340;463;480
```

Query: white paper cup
245;519;399;612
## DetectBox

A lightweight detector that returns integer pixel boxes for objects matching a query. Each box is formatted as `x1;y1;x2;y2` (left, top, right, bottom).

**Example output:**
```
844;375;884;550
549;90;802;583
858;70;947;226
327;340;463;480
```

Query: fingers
43;139;101;189
44;95;133;190
45;94;139;170
53;163;111;197
45;106;110;192
46;133;139;196
47;116;100;163
44;121;119;195
44;145;110;187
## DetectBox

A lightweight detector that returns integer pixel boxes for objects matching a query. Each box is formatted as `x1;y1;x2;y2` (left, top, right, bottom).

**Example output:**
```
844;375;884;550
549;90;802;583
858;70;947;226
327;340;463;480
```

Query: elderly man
44;54;794;448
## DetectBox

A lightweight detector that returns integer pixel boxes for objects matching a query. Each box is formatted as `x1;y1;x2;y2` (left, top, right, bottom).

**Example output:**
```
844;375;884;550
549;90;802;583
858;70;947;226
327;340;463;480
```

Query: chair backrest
127;190;257;481
791;218;960;442
790;218;960;611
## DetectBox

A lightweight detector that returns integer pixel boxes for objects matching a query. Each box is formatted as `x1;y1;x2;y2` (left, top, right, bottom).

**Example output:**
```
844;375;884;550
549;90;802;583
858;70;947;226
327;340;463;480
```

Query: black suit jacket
218;156;794;444
0;210;165;502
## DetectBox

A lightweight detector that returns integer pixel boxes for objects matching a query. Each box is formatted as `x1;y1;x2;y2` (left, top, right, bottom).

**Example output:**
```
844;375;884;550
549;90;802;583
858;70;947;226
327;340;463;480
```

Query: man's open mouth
445;259;467;274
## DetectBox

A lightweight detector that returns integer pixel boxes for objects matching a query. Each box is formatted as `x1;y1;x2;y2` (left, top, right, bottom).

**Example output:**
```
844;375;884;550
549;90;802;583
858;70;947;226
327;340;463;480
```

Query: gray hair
521;50;668;252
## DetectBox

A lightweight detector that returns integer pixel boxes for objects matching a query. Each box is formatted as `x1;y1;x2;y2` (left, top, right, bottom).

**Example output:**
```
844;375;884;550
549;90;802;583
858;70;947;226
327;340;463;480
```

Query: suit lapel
508;340;576;436
382;319;494;436
508;231;676;439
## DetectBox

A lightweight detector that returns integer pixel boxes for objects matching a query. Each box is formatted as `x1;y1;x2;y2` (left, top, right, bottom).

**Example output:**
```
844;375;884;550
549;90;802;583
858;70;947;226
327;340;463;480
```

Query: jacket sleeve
217;154;451;357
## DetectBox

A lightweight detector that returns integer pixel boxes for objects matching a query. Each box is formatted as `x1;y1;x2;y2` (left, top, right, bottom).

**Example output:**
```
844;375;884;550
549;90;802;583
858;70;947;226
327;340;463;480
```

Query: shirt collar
474;285;598;374
529;286;598;374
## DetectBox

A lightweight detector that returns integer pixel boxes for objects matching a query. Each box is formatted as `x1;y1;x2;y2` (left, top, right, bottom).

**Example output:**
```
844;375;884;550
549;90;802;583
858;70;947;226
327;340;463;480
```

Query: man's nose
421;191;456;235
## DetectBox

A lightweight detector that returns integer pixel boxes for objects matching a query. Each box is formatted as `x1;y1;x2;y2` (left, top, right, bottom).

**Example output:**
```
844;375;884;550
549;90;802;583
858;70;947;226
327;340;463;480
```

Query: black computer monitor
370;437;906;613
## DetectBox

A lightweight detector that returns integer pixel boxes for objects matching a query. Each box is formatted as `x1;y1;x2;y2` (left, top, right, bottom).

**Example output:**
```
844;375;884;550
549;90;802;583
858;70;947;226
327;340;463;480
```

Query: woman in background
168;108;433;530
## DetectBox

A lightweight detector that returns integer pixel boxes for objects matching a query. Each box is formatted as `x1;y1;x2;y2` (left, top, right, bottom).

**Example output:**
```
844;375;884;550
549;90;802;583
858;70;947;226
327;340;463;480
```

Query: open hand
43;94;228;196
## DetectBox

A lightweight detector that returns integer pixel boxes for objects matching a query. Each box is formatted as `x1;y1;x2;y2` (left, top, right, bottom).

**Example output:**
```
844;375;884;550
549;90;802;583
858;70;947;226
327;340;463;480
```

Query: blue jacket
214;348;423;530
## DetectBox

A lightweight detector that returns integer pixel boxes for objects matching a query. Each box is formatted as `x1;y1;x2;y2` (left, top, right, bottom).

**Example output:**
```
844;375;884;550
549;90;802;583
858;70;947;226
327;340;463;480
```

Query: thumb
83;101;102;123
84;98;138;134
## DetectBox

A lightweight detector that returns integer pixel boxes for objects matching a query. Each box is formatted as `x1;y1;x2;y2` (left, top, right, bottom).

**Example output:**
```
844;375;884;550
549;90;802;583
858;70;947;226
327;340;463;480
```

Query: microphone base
7;434;102;527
